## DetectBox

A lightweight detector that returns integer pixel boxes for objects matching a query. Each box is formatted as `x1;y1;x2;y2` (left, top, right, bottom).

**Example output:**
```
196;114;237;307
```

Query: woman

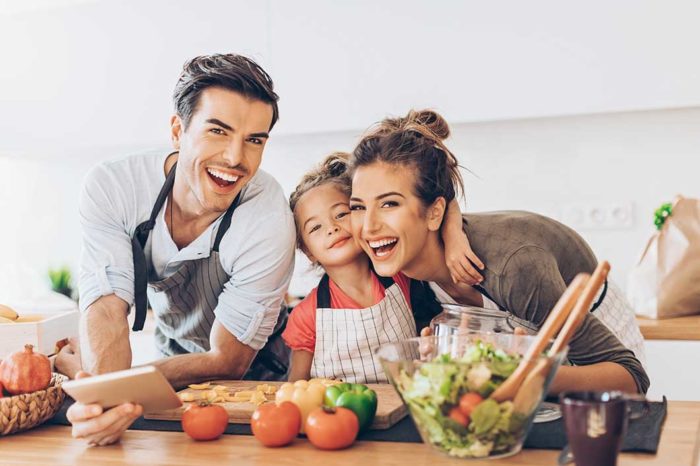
348;109;648;394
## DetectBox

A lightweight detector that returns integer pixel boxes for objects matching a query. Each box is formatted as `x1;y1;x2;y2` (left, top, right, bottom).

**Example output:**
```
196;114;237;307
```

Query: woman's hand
66;371;143;446
444;231;485;285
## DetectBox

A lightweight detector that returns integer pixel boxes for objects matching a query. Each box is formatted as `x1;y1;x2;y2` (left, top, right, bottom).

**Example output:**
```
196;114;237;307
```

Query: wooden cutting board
144;380;407;430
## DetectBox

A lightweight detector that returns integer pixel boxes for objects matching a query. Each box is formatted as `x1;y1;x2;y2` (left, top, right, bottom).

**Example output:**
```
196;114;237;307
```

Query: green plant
48;266;73;299
654;202;673;230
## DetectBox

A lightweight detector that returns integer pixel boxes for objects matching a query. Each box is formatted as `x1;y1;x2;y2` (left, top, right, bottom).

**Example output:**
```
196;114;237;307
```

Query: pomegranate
0;344;52;395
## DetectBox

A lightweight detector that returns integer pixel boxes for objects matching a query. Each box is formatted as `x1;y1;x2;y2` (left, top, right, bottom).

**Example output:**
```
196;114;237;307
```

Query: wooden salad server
511;261;611;414
489;273;589;403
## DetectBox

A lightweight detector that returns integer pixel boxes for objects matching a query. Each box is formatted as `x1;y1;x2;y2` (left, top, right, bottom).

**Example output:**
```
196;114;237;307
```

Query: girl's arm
287;350;313;382
441;198;485;285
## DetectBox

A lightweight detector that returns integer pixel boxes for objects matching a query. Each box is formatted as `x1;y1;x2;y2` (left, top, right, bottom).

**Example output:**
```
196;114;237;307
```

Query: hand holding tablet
62;365;182;413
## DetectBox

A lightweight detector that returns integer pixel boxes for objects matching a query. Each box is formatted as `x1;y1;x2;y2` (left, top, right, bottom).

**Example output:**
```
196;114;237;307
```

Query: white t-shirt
78;150;296;350
428;282;500;310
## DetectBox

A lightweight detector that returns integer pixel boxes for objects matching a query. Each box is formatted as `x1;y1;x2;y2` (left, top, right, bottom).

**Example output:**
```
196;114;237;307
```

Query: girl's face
295;183;364;268
350;161;444;277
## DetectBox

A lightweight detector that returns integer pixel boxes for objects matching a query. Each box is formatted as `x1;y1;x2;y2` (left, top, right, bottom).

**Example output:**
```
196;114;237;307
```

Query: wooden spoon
490;273;589;403
512;261;611;414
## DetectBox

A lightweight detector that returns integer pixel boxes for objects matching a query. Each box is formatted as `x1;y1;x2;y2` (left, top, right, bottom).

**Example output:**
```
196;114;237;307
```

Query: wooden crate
0;311;79;359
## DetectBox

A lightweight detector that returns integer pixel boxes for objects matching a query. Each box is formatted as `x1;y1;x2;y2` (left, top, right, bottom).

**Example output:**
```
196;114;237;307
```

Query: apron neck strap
317;274;332;309
316;273;396;310
213;191;242;252
150;160;178;224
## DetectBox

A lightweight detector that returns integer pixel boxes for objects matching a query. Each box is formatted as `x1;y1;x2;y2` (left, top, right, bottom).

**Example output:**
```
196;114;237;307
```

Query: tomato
305;406;359;450
448;406;469;427
458;392;483;417
181;402;228;441
0;380;4;398
251;401;301;447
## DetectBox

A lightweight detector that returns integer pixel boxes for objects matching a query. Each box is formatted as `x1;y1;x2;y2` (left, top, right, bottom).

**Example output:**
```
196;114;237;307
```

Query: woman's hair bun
407;109;450;140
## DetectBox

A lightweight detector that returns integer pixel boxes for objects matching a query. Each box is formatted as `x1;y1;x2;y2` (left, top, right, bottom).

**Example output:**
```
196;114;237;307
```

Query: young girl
282;153;480;383
348;109;648;394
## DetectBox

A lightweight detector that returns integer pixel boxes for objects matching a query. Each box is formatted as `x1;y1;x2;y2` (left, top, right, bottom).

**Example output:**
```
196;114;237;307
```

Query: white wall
2;0;700;157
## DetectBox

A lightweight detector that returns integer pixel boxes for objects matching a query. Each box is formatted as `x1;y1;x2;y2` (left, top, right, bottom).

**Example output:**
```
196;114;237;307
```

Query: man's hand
66;371;143;446
55;338;82;380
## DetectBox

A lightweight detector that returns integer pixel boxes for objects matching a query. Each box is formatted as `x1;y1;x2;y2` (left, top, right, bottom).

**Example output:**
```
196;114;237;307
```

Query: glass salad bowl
375;332;567;459
430;304;537;336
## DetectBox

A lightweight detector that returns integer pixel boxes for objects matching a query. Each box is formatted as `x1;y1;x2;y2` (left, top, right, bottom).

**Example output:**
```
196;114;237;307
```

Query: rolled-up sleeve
214;210;295;350
78;165;136;312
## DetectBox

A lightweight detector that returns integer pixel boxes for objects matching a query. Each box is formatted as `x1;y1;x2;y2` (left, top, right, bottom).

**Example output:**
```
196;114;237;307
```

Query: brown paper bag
628;196;700;319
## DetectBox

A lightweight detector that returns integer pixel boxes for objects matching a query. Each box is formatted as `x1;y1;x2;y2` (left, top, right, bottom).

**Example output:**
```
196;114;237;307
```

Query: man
55;53;295;445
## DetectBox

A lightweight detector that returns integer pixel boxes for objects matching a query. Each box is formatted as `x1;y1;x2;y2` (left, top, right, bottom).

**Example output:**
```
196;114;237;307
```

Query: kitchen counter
637;315;700;341
2;401;698;466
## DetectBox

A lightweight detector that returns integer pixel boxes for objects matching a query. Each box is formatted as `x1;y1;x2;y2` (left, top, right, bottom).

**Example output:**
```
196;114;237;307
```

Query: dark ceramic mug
559;391;648;466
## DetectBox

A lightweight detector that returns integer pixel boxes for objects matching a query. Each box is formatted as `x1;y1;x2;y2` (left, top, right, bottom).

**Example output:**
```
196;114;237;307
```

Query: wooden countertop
2;401;699;466
637;315;700;341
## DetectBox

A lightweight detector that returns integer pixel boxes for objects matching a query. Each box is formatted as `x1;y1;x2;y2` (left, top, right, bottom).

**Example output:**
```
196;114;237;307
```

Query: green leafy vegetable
397;340;534;458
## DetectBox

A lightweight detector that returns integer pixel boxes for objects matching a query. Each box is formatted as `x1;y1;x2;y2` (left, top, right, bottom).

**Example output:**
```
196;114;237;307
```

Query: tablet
62;365;182;413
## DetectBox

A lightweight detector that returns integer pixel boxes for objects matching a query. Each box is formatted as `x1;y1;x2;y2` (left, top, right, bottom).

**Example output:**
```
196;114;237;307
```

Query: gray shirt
463;211;649;393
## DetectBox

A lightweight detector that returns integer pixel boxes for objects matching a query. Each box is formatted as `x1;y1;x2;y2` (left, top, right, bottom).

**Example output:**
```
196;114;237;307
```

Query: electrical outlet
561;202;635;230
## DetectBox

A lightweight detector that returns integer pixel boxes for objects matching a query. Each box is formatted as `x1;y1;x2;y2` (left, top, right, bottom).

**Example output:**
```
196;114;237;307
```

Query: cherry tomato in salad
182;402;228;441
458;392;483;418
305;406;359;450
251;401;302;447
448;406;469;426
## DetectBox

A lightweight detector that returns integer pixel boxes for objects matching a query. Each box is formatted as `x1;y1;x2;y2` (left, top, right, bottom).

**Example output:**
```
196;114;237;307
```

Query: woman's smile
366;237;399;258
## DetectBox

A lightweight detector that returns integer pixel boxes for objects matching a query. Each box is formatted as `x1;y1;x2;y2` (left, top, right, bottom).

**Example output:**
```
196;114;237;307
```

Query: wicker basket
0;373;68;435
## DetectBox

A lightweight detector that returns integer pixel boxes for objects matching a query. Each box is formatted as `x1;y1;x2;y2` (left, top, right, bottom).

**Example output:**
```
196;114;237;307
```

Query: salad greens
397;340;529;458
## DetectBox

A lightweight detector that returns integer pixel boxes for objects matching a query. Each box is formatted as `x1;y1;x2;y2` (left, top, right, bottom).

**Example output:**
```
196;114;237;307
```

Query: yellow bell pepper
275;379;326;432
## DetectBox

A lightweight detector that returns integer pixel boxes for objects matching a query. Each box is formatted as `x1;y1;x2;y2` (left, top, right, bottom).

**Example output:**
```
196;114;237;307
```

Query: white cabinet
267;0;700;134
645;340;700;401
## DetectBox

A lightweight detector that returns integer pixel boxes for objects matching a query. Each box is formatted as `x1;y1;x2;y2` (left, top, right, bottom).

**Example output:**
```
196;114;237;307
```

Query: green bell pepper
324;383;378;431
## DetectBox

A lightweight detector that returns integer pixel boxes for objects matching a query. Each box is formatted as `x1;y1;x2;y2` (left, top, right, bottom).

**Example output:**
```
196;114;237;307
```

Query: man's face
170;87;274;215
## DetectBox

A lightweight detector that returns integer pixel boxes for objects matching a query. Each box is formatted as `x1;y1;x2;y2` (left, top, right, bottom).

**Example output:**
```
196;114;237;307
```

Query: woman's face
350;161;443;277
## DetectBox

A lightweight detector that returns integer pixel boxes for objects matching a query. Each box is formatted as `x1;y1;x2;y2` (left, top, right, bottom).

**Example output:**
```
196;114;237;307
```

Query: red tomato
251;401;301;447
448;406;469;426
0;380;4;398
305;407;359;450
459;392;483;417
181;402;228;441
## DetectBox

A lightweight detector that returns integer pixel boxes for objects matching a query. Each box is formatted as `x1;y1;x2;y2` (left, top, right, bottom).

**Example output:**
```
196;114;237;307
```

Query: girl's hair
351;109;464;207
289;152;352;249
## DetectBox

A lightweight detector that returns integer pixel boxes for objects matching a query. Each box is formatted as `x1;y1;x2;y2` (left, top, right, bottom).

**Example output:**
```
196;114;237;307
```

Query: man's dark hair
173;53;279;130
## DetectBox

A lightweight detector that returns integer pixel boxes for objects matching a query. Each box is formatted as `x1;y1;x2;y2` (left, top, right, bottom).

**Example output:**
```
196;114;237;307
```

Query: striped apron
130;163;290;380
310;274;417;384
477;280;646;367
590;280;647;367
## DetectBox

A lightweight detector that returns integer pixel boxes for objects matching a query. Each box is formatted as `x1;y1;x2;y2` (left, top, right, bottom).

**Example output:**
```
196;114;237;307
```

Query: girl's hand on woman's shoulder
444;230;485;286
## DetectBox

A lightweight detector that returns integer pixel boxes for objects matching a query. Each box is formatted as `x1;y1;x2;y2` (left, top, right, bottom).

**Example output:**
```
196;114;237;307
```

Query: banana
0;304;19;321
0;315;16;324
